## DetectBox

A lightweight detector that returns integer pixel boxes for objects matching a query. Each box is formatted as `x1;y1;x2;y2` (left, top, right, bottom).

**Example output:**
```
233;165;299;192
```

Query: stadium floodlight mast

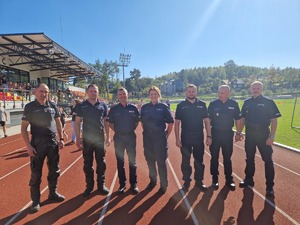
118;53;131;88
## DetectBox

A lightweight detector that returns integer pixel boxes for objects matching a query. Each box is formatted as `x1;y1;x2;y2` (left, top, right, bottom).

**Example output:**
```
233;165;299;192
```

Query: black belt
115;131;135;135
246;124;268;130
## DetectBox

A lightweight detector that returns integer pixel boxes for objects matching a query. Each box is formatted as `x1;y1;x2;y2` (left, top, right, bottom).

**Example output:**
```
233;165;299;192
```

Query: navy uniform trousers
245;126;274;188
114;132;137;186
181;132;205;183
210;129;234;182
29;136;60;202
82;132;106;189
143;130;168;188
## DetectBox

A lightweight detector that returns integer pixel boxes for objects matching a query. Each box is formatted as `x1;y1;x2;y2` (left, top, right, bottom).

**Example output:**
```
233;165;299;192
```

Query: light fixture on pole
118;53;131;87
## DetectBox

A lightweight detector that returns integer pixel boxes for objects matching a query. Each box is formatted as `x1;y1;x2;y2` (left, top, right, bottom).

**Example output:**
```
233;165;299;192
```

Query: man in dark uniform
208;85;242;190
21;83;65;212
107;88;140;194
75;84;110;197
239;81;281;197
141;86;174;194
175;84;212;192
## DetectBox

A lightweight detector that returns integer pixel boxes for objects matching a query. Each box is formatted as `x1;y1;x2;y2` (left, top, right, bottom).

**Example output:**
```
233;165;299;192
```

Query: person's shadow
96;189;162;225
192;185;231;225
237;188;275;225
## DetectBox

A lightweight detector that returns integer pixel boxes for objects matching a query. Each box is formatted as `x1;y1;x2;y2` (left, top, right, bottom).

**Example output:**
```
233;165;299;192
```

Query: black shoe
181;181;190;191
130;184;139;194
195;182;208;191
212;177;219;190
4;134;7;138
118;185;126;194
48;192;65;202
98;186;109;195
146;181;157;190
212;182;219;190
226;180;236;190
83;186;94;197
31;201;40;212
266;188;275;197
239;180;254;188
158;186;167;194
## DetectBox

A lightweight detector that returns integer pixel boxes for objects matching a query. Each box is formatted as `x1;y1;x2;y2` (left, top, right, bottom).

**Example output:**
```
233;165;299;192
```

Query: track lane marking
5;155;83;225
97;171;118;225
167;158;199;225
205;150;300;225
234;143;300;177
0;162;30;180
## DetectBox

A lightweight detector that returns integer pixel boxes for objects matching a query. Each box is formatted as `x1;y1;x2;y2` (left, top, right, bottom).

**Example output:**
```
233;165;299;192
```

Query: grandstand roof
0;33;100;80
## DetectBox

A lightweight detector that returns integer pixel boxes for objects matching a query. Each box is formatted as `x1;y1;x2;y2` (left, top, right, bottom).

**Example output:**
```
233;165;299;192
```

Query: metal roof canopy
0;33;100;80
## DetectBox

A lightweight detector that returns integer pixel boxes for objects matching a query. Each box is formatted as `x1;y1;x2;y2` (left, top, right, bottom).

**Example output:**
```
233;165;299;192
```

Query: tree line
82;59;300;98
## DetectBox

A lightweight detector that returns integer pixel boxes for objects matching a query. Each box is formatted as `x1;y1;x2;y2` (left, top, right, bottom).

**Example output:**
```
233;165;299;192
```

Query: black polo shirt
208;98;241;130
175;98;208;133
241;95;281;127
141;102;174;132
107;103;140;133
22;100;60;137
76;99;108;136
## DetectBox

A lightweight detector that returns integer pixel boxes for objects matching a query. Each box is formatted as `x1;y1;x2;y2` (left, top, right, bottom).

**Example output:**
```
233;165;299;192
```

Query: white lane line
5;155;83;225
97;171;118;225
167;158;200;225
234;143;300;177
0;138;23;147
0;162;30;180
204;150;300;225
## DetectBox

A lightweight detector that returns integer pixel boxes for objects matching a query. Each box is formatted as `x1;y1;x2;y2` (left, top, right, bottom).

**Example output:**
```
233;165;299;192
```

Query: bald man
208;85;242;190
239;81;281;197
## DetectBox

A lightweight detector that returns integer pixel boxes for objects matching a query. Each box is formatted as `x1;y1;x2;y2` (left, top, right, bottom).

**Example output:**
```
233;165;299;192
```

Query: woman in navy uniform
21;83;65;212
141;86;174;194
239;81;281;197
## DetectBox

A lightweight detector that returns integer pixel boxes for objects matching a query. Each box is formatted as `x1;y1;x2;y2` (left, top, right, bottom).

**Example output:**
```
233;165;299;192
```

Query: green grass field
170;98;300;150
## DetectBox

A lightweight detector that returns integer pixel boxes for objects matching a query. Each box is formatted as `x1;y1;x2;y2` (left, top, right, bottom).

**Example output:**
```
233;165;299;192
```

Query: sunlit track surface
0;121;299;225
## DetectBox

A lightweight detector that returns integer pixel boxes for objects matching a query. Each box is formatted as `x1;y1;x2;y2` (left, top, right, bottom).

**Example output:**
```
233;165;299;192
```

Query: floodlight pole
118;53;131;88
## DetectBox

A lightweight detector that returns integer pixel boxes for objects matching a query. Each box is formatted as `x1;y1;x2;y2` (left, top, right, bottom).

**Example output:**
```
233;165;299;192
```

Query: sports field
170;98;300;150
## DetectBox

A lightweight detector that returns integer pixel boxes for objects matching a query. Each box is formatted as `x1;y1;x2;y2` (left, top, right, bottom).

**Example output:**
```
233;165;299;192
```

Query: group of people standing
21;80;281;213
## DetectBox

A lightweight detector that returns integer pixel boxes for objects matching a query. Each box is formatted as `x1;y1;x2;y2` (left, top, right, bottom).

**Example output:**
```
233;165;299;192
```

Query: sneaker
226;180;236;190
31;201;40;212
118;184;126;194
98;186;109;195
195;182;208;191
48;192;65;202
239;180;254;188
130;184;139;194
212;177;219;190
4;134;7;138
181;181;190;191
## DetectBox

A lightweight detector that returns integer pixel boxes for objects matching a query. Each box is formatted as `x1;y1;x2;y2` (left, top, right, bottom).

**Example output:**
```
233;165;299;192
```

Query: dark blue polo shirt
208;98;241;130
241;95;281;127
76;99;108;136
141;102;174;132
175;98;208;133
107;103;140;133
22;100;60;137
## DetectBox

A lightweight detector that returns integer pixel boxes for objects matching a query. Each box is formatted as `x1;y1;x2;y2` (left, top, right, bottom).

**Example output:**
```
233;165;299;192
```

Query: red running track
0;121;299;225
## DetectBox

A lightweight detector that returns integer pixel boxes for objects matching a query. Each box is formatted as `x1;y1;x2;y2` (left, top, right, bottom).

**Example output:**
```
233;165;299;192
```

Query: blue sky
1;0;299;79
